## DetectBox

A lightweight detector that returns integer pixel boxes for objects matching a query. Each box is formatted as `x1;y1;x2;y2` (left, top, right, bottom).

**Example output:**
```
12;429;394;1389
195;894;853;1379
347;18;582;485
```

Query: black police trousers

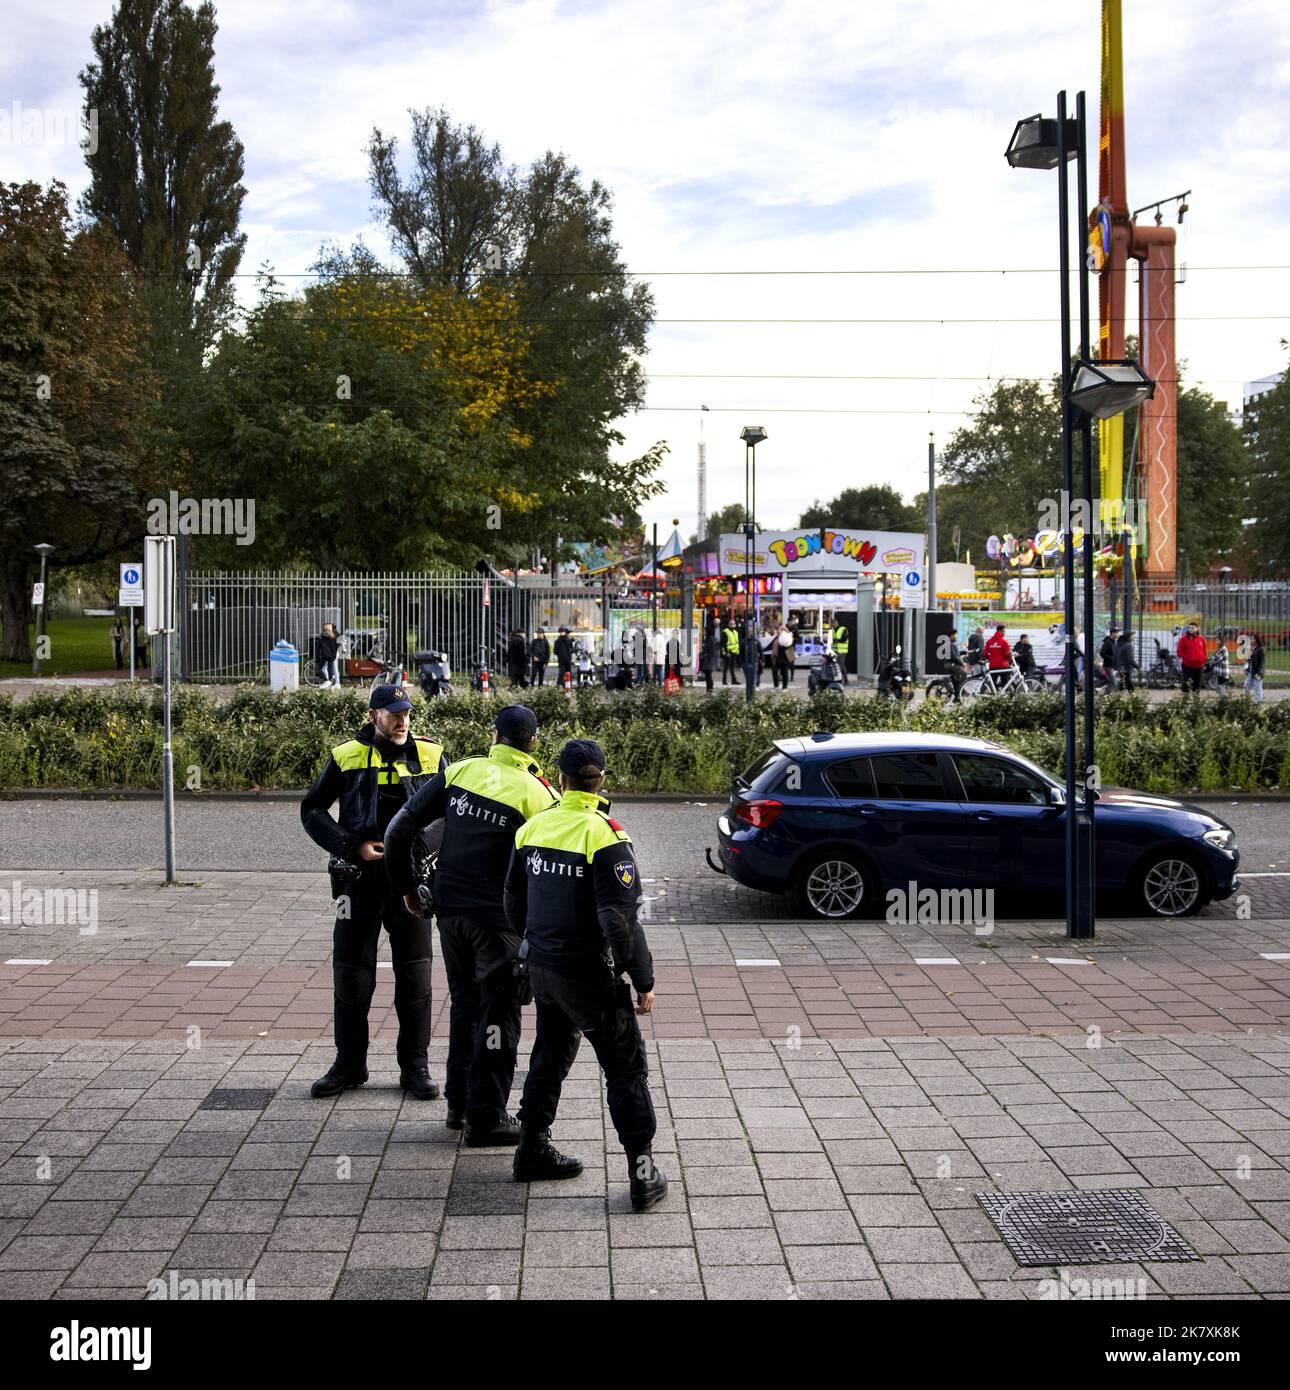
436;913;522;1124
518;965;656;1155
332;871;433;1073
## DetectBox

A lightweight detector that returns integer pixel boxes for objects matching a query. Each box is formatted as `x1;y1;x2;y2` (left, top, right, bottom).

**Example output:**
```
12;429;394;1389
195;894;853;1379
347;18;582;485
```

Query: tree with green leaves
184;264;665;570
1242;357;1290;577
79;0;246;380
1174;381;1248;576
938;378;1062;561
0;182;152;662
365;108;662;560
798;484;919;533
691;501;756;545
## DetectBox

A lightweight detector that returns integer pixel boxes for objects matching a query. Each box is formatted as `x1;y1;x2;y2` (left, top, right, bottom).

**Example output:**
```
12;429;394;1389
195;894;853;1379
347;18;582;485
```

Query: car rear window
825;757;875;798
737;748;794;793
870;752;949;801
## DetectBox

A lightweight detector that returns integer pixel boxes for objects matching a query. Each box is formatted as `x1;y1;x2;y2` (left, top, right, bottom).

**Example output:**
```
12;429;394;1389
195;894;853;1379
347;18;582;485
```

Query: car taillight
734;799;783;830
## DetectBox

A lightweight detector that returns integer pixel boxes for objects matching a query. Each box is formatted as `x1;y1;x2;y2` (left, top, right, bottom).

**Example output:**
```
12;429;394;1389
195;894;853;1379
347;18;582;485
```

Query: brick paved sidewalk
1;1034;1289;1300
2;872;1289;1042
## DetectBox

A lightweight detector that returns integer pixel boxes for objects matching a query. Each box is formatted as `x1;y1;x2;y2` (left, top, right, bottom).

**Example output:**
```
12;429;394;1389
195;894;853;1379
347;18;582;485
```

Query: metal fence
182;571;615;682
946;578;1290;680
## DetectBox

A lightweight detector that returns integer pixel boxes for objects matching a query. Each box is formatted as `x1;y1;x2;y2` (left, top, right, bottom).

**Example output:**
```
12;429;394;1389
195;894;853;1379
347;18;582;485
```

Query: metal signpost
145;538;177;882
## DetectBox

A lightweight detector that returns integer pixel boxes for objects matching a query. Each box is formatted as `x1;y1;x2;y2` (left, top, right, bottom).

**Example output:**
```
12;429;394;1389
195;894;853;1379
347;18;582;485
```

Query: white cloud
6;0;1290;536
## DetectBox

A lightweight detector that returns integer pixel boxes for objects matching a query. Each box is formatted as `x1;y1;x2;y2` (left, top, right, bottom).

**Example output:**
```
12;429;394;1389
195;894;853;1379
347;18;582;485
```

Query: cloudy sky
6;0;1290;541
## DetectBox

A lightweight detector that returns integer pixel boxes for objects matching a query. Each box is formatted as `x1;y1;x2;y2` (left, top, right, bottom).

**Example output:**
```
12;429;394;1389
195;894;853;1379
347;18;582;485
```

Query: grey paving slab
0;1033;1288;1299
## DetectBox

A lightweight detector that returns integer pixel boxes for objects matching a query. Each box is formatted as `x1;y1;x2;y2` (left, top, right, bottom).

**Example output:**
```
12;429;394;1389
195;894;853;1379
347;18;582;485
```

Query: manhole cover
977;1190;1198;1266
200;1088;276;1111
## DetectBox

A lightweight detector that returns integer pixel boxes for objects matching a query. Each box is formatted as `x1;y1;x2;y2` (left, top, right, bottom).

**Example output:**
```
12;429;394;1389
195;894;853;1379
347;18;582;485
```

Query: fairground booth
682;525;927;675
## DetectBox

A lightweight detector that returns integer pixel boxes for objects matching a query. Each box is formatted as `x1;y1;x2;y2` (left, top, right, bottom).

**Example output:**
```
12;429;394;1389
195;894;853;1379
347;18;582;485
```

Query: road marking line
1259;953;1290;961
5;958;52;966
377;962;393;969
1046;957;1093;966
736;958;781;967
915;957;961;966
185;959;232;967
1240;872;1290;878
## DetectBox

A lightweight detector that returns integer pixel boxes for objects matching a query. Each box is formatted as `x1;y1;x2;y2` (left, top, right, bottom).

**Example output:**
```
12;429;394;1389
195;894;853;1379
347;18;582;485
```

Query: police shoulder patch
614;860;635;888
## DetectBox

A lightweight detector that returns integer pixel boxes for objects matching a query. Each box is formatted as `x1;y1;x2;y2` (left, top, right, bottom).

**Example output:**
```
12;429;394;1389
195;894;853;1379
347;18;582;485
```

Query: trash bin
269;639;299;693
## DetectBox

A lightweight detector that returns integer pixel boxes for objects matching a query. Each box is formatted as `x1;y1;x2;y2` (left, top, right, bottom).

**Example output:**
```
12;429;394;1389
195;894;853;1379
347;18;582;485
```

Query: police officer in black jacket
529;628;551;686
553;627;574;686
504;739;667;1211
300;683;448;1099
385;705;558;1143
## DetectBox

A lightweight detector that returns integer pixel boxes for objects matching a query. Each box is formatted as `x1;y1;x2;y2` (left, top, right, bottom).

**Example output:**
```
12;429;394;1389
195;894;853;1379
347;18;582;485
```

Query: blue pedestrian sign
119;561;144;609
900;568;925;609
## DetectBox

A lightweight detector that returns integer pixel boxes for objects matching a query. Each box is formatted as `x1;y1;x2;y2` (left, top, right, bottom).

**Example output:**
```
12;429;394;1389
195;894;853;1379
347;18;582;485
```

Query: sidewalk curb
0;788;722;804
1;787;1287;805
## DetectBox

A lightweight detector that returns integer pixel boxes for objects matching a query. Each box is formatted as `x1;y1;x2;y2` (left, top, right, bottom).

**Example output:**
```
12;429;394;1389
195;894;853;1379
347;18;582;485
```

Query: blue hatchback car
710;732;1240;919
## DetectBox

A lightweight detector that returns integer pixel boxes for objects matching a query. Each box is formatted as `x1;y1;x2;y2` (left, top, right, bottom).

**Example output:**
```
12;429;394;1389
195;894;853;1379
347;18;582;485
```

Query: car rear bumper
715;814;792;894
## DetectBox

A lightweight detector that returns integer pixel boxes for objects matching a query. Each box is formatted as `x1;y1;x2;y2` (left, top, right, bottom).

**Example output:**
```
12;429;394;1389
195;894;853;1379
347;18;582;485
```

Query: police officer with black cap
384;705;558;1143
300;682;447;1099
504;738;667;1211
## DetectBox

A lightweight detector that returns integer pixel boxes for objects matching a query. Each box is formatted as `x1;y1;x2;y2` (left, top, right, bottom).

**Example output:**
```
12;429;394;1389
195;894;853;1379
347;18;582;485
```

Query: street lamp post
1007;95;1154;942
740;426;767;704
32;543;54;677
926;433;937;678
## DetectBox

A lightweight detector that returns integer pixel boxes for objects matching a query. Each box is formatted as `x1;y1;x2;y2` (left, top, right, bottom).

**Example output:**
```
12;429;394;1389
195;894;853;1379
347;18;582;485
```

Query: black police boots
628;1152;668;1211
399;1067;441;1100
445;1108;465;1131
311;1064;369;1098
512;1127;584;1181
464;1113;521;1147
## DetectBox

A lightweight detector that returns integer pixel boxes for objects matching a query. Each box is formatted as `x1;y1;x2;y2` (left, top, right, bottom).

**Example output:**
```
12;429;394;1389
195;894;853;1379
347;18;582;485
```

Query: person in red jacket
984;623;1013;671
1177;621;1207;693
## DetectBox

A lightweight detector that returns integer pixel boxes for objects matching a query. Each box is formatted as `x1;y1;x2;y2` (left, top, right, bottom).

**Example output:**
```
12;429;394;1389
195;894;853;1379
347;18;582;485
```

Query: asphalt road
0;795;1285;876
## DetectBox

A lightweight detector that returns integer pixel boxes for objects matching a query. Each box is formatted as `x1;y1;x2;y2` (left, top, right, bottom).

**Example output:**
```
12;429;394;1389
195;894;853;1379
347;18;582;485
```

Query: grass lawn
0;615;136;678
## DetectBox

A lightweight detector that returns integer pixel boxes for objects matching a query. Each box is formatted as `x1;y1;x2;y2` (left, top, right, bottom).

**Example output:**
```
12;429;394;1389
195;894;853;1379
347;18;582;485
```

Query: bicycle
959;661;1046;704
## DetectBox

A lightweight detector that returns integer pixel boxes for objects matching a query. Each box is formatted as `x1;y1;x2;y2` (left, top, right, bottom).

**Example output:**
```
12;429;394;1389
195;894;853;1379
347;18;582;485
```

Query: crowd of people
957;617;1267;702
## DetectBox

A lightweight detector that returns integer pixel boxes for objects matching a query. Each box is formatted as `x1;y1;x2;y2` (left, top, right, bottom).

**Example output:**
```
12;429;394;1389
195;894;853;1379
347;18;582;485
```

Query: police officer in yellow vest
384;705;558;1143
301;683;448;1099
721;617;741;685
832;618;851;684
504;739;667;1211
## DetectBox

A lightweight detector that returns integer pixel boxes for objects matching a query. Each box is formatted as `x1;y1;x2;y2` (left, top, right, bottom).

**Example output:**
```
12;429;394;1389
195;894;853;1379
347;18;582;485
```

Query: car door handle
853;804;879;816
973;811;996;821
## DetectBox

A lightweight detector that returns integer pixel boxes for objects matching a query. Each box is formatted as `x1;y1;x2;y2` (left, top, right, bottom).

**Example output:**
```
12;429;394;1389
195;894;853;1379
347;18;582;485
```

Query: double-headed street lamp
740;425;767;703
1006;94;1154;941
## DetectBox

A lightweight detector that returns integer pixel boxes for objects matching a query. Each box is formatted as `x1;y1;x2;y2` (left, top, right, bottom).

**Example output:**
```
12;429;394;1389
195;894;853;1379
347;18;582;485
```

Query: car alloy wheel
1142;857;1201;916
805;859;866;918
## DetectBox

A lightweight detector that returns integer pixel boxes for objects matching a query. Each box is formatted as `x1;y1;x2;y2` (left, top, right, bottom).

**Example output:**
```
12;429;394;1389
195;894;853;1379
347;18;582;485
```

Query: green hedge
1;684;1288;795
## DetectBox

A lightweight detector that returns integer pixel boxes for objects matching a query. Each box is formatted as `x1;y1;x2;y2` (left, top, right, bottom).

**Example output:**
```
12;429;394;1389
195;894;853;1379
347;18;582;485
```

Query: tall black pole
651;522;658;670
926;433;937;682
1057;91;1077;941
1075;90;1096;940
744;440;754;703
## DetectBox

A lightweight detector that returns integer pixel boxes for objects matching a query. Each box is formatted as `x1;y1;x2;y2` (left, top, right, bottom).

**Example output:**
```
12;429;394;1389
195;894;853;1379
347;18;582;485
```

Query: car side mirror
1049;786;1066;806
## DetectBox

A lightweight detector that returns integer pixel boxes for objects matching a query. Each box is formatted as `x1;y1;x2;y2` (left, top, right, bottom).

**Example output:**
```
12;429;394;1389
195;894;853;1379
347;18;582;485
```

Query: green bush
0;684;1285;795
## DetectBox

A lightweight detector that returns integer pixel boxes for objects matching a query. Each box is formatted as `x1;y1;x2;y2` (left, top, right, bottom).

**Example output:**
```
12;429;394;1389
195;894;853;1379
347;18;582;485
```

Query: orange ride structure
1095;0;1179;595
